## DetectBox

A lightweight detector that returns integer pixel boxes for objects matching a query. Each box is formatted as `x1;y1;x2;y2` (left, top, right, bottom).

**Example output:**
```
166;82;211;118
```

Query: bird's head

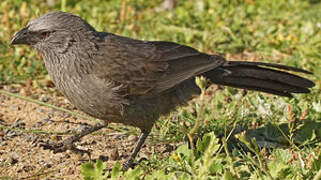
10;11;96;51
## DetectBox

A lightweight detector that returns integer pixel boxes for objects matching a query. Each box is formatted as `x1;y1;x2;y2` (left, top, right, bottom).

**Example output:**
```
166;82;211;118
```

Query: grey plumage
11;11;315;170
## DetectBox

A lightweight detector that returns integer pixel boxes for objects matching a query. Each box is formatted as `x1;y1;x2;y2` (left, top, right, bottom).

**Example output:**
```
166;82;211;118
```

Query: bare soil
0;85;172;179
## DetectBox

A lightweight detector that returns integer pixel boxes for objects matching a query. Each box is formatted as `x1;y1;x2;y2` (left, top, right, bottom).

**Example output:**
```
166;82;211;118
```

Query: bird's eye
41;31;51;40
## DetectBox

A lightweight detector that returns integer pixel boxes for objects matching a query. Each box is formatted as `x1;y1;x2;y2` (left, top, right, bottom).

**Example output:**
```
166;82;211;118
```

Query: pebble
48;110;71;119
10;105;20;111
76;125;90;133
79;139;96;146
127;135;138;142
184;121;191;128
8;156;18;165
22;165;34;172
40;94;49;102
38;160;52;168
63;99;70;104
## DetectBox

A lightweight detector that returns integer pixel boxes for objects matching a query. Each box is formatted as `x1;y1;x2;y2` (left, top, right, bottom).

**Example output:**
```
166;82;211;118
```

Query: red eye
41;32;50;40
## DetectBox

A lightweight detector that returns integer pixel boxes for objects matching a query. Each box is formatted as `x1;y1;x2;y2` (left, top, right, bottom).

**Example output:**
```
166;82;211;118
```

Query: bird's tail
202;61;315;97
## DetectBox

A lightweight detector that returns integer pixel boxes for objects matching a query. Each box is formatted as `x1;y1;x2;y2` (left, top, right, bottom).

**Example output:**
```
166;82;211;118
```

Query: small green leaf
110;161;123;179
176;143;190;156
223;170;236;180
81;160;107;180
124;167;143;179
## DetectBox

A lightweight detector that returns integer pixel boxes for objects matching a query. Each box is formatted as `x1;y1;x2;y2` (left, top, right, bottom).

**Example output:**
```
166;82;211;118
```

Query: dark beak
10;27;29;45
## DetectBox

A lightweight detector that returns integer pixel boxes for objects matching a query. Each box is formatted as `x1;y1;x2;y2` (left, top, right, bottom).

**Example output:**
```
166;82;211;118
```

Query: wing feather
94;34;225;98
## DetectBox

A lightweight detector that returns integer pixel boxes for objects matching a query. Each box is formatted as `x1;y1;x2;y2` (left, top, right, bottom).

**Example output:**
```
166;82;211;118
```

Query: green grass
1;0;321;179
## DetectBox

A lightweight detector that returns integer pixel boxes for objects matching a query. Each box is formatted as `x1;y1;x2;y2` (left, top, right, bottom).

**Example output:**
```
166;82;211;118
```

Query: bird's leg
40;122;108;156
122;130;151;171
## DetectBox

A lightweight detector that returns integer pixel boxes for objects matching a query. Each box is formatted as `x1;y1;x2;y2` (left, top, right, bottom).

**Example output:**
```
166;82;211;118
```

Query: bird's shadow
222;119;321;153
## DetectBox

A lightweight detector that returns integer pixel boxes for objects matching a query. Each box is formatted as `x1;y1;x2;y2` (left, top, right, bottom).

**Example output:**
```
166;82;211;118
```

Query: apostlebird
11;11;315;170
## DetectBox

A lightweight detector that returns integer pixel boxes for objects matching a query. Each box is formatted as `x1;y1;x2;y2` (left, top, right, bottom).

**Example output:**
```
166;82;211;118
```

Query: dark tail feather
228;61;313;74
203;61;315;97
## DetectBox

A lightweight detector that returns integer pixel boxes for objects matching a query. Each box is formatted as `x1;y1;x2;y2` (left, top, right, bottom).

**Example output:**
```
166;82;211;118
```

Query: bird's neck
40;40;97;88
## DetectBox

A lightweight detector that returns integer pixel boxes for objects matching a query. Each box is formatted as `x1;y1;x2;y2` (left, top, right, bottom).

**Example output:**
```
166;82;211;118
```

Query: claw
70;146;91;157
40;140;66;153
39;139;91;157
122;159;135;171
38;123;108;157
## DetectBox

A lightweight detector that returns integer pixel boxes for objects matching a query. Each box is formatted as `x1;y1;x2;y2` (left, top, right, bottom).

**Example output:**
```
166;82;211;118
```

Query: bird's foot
39;123;108;157
40;138;91;157
122;130;150;171
122;159;136;171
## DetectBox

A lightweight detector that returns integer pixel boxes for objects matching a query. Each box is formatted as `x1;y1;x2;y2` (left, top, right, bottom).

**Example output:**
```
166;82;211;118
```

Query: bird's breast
43;55;124;121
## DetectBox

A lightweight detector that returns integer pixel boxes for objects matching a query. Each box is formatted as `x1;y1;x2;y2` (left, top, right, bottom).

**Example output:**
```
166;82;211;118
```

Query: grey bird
11;11;315;170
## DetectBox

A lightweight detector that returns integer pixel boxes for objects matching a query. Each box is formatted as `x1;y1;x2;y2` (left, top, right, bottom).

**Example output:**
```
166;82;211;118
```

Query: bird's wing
94;34;225;97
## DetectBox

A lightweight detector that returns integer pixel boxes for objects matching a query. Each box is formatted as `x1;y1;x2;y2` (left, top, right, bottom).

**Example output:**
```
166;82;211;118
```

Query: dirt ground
0;85;174;179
